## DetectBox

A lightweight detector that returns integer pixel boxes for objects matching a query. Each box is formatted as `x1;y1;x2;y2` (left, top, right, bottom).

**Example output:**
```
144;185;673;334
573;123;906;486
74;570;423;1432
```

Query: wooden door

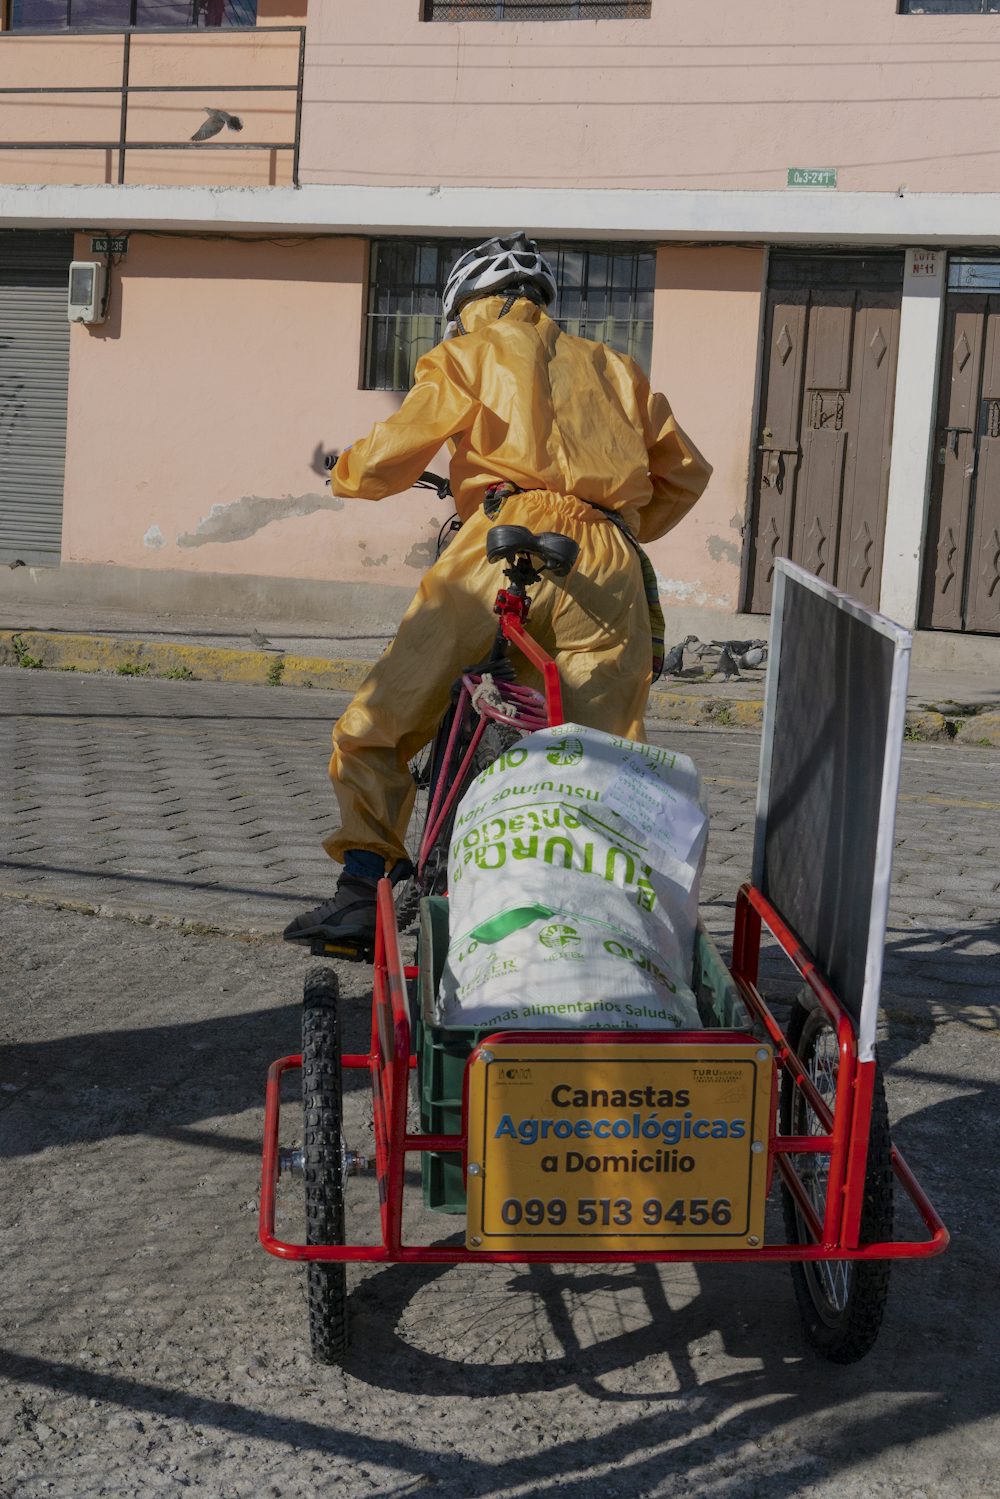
746;257;902;613
968;312;1000;632
923;294;1000;634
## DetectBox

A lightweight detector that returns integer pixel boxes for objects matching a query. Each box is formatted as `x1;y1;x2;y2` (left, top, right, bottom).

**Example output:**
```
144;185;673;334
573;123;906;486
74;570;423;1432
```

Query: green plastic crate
417;898;487;1213
417;895;754;1214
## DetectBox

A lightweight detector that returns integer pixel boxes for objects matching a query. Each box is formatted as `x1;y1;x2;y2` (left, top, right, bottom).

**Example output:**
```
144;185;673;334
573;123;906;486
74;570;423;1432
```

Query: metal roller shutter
0;232;73;566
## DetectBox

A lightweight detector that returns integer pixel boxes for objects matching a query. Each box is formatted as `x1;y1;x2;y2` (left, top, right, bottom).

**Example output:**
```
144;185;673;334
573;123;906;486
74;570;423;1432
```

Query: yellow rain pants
324;491;652;866
323;294;712;867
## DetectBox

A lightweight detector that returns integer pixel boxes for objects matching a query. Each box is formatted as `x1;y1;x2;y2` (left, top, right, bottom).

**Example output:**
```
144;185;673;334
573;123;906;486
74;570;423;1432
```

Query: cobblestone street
1;668;999;1498
2;667;998;979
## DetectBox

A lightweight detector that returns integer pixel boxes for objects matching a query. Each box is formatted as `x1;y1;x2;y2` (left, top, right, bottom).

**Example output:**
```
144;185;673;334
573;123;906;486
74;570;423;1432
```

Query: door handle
757;446;798;493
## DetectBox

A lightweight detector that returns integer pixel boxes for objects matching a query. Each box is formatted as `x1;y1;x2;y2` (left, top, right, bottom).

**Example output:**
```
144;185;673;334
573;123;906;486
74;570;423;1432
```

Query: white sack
439;724;708;1030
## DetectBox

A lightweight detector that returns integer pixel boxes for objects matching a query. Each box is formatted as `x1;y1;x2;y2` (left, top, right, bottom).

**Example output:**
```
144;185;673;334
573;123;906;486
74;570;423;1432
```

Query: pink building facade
2;1;1000;654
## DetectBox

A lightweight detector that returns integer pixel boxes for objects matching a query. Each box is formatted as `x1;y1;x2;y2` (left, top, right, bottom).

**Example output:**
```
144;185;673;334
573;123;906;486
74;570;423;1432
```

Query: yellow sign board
465;1042;773;1252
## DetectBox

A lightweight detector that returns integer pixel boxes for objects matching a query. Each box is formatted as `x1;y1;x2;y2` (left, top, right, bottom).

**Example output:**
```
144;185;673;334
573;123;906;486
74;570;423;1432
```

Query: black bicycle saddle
486;525;579;578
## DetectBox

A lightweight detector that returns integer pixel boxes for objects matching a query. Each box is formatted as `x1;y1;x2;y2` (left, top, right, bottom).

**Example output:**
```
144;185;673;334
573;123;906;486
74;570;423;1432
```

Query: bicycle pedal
309;936;374;963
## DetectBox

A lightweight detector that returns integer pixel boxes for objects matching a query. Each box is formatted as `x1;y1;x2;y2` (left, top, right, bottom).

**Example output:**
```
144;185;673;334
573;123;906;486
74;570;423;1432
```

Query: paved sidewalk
2;669;997;981
1;600;998;738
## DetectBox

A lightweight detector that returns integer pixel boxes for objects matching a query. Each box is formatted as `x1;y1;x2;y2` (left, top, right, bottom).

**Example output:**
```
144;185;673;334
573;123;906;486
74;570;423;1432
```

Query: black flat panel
761;576;895;1025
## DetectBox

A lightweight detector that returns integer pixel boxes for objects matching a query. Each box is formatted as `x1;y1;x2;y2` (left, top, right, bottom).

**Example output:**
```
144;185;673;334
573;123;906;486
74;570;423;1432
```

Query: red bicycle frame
260;592;946;1269
259;880;948;1268
493;585;564;726
417;580;562;873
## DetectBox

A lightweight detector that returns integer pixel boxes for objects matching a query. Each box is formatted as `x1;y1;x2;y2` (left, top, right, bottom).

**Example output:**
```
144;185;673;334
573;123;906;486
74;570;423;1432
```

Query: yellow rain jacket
333;297;710;543
324;296;712;867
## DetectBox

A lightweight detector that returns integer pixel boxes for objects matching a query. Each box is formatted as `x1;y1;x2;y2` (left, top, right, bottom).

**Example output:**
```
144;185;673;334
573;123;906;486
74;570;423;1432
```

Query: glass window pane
10;0;76;25
12;0;131;24
424;2;652;18
557;247;585;289
611;252;636;291
66;0;131;24
135;0;194;22
9;0;257;27
900;3;999;13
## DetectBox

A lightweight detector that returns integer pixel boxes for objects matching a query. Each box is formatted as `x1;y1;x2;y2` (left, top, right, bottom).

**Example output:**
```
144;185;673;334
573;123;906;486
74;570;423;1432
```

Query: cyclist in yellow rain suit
284;234;711;949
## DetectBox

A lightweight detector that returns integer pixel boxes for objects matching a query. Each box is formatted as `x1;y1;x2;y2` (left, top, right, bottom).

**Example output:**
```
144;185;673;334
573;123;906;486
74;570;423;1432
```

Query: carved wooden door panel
746;293;807;612
838;296;900;605
792;293;854;588
746;258;902;614
921;298;986;631
966;303;1000;633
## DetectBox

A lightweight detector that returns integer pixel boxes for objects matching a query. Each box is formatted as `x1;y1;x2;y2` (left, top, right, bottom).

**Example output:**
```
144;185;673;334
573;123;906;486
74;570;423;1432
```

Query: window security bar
424;3;651;19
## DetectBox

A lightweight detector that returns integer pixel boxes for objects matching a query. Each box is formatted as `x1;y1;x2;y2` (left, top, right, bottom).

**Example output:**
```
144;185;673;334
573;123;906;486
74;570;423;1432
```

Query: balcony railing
0;24;305;187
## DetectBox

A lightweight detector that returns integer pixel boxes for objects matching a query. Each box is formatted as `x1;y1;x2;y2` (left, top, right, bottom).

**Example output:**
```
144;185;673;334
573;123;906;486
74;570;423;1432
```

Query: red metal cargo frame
259;882;948;1267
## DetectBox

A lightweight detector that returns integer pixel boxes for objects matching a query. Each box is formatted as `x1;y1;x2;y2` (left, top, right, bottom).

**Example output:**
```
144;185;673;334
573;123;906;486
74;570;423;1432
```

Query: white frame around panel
753;558;912;1062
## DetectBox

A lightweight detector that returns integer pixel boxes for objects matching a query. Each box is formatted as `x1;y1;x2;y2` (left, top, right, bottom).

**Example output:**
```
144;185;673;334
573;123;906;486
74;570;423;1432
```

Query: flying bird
190;108;244;143
662;634;699;676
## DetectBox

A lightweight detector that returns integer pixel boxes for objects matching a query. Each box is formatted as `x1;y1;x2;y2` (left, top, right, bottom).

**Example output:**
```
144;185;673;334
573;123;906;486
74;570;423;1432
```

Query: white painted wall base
8;182;1000;242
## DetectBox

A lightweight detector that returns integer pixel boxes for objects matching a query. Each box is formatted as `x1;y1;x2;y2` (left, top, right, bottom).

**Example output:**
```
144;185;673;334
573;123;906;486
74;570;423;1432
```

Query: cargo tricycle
259;509;948;1366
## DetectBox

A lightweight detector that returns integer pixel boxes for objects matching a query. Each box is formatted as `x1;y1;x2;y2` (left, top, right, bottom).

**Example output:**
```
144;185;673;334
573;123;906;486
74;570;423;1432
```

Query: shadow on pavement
1;1191;993;1499
1;859;316;906
0;996;375;1160
1;913;997;1493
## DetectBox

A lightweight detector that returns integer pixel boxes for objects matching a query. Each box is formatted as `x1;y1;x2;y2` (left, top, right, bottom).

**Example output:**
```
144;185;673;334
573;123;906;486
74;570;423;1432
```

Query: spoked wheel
780;995;894;1364
394;709;522;931
301;966;349;1362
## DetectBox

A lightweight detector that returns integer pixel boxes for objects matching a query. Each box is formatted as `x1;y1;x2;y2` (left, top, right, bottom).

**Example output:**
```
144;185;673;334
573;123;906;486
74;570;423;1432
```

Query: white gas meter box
67;261;106;324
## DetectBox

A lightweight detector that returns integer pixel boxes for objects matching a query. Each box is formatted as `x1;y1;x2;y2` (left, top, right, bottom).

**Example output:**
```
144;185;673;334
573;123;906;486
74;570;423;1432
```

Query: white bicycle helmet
442;233;556;325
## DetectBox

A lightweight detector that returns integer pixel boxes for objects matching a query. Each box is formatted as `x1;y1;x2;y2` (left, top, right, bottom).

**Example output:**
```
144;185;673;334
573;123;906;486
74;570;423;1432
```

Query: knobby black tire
395;714;522;930
301;966;349;1362
780;997;894;1364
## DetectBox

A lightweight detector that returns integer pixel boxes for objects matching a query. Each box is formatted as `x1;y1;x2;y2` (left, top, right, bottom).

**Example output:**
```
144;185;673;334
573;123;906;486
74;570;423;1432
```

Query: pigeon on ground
190;108;244;143
714;645;742;680
736;645;768;671
712;638;766;656
249;628;274;650
689;638;718;660
662;634;699;676
8;558;25;570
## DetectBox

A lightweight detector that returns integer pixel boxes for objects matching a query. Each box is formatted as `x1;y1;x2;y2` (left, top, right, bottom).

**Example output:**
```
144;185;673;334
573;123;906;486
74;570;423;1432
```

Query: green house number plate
786;169;837;190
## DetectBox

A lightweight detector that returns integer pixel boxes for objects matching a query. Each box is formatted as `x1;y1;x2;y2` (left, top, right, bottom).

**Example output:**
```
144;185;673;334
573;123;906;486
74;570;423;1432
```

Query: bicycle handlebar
414;471;452;500
322;451;451;501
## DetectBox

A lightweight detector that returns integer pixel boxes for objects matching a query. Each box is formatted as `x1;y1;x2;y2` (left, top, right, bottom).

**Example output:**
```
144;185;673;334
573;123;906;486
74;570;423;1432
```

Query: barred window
9;0;255;29
423;3;651;20
899;1;1000;10
364;240;655;391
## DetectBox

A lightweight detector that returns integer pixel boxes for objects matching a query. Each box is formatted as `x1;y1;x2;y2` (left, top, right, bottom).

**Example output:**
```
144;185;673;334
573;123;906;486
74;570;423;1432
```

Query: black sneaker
282;873;379;960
